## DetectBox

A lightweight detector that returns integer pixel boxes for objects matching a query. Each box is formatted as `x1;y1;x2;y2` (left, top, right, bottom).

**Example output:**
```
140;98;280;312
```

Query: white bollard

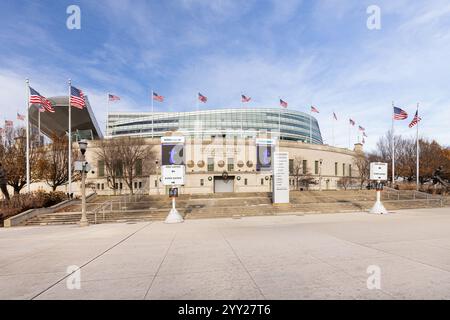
165;197;184;223
369;181;388;214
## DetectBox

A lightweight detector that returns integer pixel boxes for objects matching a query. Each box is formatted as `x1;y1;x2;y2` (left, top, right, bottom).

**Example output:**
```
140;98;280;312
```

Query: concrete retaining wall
3;192;97;227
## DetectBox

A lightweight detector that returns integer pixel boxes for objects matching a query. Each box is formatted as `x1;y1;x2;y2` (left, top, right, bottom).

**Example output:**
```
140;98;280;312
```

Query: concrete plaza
1;207;450;300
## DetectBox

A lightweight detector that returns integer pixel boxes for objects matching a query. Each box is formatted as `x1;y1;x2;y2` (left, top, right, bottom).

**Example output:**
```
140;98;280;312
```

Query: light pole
78;139;89;227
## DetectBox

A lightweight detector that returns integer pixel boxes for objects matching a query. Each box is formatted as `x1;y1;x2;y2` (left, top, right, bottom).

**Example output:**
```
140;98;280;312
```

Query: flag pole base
165;208;184;223
369;200;388;215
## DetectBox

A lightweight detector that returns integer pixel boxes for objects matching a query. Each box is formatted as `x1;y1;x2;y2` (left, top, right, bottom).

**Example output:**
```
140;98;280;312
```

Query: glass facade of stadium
107;108;323;144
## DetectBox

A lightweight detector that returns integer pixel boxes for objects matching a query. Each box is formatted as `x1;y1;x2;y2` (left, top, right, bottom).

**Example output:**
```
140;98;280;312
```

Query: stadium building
26;101;362;196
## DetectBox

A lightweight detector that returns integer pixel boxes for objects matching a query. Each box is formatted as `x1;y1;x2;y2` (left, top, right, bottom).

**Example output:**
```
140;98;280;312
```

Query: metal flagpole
278;98;281;138
26;79;30;193
68;79;72;197
332;111;335;147
391;101;395;186
240;94;243;136
309;107;312;144
416;103;420;191
38;108;41;145
151;89;154;138
106;93;109;137
348;118;351;149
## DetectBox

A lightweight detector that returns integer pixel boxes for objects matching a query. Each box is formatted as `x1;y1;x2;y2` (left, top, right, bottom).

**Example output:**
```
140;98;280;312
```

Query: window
244;178;248;185
335;162;338;176
114;160;123;177
154;180;157;187
207;158;214;172
135;159;143;176
349;164;352;177
97;160;105;177
139;182;142;189
200;179;204;186
315;161;319;175
302;160;307;174
261;178;264;185
97;183;100;190
134;182;138;189
227;158;234;172
119;183;123;190
289;159;294;175
101;183;104;190
342;163;346;176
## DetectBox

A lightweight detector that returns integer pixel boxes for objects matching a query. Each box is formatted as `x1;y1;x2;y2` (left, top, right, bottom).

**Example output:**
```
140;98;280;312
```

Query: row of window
96;181;144;190
97;159;143;178
288;160;353;177
198;178;267;186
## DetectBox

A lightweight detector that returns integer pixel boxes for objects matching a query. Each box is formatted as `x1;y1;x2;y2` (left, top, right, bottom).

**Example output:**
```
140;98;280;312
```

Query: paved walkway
1;207;450;299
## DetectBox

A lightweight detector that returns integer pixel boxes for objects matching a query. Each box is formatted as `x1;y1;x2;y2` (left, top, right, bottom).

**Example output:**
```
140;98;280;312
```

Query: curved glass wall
107;108;323;144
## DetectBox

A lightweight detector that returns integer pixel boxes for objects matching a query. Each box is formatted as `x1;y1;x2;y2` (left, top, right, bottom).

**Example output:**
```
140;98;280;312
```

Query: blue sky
1;0;450;151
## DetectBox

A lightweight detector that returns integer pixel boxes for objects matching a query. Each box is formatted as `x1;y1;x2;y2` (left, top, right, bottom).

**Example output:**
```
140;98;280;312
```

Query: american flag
311;106;319;113
349;118;355;126
29;87;55;112
5;120;13;127
409;110;422;128
38;106;45;112
198;93;207;103
153;92;164;102
17;113;25;121
108;94;120;102
333;112;337;120
241;94;251;103
358;125;365;131
70;86;86;109
279;99;288;108
393;106;408;120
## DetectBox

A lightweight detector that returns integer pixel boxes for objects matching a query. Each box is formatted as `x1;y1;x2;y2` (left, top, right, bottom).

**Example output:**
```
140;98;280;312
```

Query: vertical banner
273;152;289;204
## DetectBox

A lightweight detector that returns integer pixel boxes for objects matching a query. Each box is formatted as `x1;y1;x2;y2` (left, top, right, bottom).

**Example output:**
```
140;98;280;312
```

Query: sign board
256;138;276;145
161;136;185;144
370;162;388;181
169;187;179;198
74;161;91;173
162;165;185;185
273;152;289;204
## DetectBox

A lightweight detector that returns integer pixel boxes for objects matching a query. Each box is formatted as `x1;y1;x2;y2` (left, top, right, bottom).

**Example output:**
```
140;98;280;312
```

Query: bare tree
37;134;73;191
95;138;121;195
291;156;315;190
0;128;42;194
353;152;370;189
118;137;154;194
337;176;355;190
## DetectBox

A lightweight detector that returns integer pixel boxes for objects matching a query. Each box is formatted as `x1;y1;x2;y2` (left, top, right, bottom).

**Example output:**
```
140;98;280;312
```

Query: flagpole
416;103;420;191
106;93;109;137
68;79;72;197
26;79;30;193
309;106;312;144
391;101;395;187
278;98;281;139
348;119;351;149
332;112;335;147
240;94;243;136
38;108;41;145
151;89;154;139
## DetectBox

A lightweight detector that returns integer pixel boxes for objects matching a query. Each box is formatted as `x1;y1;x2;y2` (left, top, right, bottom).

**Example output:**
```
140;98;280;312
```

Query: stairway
19;190;446;226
